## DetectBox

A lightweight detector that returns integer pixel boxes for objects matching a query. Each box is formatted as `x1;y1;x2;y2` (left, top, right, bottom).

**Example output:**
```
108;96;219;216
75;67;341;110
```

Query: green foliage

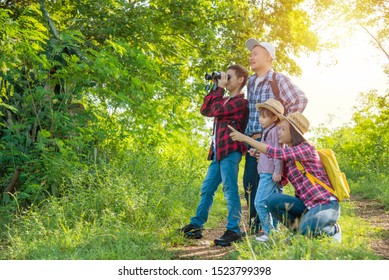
0;0;320;204
1;0;386;261
0;147;208;259
313;92;389;205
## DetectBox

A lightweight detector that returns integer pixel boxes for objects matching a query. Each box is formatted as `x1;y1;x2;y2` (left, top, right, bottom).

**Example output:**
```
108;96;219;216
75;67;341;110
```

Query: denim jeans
190;151;242;234
267;193;340;237
254;173;280;235
243;143;260;231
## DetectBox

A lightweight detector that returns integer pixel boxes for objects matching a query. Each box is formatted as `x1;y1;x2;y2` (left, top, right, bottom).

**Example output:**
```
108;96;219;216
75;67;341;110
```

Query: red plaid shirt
201;87;248;161
266;142;335;209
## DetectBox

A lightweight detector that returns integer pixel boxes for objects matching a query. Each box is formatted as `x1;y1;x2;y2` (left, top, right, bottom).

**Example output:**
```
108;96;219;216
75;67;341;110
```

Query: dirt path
173;207;249;260
173;195;389;260
351;195;389;260
174;226;235;260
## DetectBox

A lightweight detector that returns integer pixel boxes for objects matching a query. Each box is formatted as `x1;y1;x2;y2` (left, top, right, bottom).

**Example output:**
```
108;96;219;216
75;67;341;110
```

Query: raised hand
228;125;248;142
228;125;267;155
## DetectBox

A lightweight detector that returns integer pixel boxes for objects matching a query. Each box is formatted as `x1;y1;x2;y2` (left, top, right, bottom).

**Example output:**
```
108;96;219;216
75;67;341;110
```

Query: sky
290;29;388;134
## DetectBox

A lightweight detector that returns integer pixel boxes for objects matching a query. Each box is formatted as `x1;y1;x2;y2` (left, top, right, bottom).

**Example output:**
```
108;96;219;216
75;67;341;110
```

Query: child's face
278;120;292;145
259;111;277;129
225;69;241;93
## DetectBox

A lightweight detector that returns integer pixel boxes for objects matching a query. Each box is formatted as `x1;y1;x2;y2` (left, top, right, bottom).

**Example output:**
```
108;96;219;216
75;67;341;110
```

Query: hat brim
279;115;307;138
245;38;261;51
256;103;284;118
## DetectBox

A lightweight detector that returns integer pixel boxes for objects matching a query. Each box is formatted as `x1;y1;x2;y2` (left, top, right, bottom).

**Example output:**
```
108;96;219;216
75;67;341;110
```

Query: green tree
315;91;388;178
311;0;388;69
1;0;322;203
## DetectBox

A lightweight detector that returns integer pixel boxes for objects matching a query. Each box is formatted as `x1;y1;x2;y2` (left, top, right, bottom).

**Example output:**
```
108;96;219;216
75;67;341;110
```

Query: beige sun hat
255;98;285;117
280;112;310;137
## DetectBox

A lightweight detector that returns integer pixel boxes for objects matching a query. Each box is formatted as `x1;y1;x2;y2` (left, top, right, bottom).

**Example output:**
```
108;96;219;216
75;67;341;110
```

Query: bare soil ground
173;195;389;260
173;207;250;260
352;195;389;260
174;228;235;260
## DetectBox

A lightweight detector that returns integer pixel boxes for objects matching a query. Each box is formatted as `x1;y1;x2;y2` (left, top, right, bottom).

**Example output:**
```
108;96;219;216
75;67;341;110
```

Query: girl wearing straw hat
228;112;341;242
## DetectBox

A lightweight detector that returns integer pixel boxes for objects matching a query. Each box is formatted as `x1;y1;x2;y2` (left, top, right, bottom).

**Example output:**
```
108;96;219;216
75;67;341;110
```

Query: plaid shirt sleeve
266;141;314;162
200;87;247;118
200;87;223;117
200;86;248;161
277;73;308;114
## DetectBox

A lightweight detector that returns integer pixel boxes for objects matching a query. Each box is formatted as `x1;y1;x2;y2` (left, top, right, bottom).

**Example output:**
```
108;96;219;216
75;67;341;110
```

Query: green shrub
0;148;209;259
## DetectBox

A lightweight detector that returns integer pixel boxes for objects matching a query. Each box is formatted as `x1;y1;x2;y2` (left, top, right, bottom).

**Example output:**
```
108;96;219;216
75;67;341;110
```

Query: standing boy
179;65;249;246
252;98;284;242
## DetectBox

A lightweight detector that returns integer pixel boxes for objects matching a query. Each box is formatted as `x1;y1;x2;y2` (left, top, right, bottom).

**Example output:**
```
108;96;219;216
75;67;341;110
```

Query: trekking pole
246;183;252;233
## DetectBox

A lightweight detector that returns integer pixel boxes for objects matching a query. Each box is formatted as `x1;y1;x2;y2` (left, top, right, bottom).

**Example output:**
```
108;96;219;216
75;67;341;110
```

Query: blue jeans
243;142;260;231
190;151;242;234
254;173;280;235
267;193;340;237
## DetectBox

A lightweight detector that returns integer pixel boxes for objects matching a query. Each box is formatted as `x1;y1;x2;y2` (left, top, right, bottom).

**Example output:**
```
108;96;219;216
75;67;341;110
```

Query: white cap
245;39;276;60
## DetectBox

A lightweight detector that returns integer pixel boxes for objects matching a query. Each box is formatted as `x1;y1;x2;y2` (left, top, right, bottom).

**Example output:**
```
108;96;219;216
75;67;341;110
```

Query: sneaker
214;230;242;246
256;230;265;237
178;224;203;239
255;233;269;242
332;223;342;243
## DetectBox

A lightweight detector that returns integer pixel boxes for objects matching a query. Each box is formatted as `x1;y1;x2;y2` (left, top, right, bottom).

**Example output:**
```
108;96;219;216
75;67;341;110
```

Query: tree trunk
4;169;21;194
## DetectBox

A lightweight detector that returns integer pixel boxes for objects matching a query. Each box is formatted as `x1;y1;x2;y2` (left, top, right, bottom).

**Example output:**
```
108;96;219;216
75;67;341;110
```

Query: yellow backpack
295;149;350;201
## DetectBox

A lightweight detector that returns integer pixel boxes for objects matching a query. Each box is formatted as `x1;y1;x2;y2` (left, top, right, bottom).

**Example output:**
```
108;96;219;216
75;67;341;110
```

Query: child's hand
248;148;256;157
272;173;282;182
248;148;261;161
228;125;248;142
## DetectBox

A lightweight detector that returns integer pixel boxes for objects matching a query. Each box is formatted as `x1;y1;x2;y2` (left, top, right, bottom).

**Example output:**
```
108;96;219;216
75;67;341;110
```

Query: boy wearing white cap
242;39;308;235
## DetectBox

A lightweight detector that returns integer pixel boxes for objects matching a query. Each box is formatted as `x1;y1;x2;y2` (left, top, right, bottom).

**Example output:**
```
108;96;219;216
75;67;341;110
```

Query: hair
227;64;248;90
259;107;274;117
289;123;306;146
258;108;280;121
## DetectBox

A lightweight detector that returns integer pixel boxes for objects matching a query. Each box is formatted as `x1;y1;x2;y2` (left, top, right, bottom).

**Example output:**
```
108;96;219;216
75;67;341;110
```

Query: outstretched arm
228;125;267;154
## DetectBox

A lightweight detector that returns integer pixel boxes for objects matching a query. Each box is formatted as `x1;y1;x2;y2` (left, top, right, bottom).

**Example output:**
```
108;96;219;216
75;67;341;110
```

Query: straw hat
255;98;284;116
280;112;310;137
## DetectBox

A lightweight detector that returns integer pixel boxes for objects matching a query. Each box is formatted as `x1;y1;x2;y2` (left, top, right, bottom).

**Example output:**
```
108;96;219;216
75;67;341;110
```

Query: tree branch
38;0;85;60
38;0;60;40
359;23;389;61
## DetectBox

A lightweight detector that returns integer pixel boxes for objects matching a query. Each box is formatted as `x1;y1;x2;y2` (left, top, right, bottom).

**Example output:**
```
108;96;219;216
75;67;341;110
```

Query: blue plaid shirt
245;69;308;136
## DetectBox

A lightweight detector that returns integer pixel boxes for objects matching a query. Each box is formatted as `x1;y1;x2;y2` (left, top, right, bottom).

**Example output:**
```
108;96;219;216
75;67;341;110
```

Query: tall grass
0;148;213;259
1;149;386;260
348;174;389;208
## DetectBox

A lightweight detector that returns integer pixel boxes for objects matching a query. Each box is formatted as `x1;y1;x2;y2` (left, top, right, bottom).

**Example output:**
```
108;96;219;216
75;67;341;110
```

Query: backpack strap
295;161;335;195
269;72;285;107
262;124;276;142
